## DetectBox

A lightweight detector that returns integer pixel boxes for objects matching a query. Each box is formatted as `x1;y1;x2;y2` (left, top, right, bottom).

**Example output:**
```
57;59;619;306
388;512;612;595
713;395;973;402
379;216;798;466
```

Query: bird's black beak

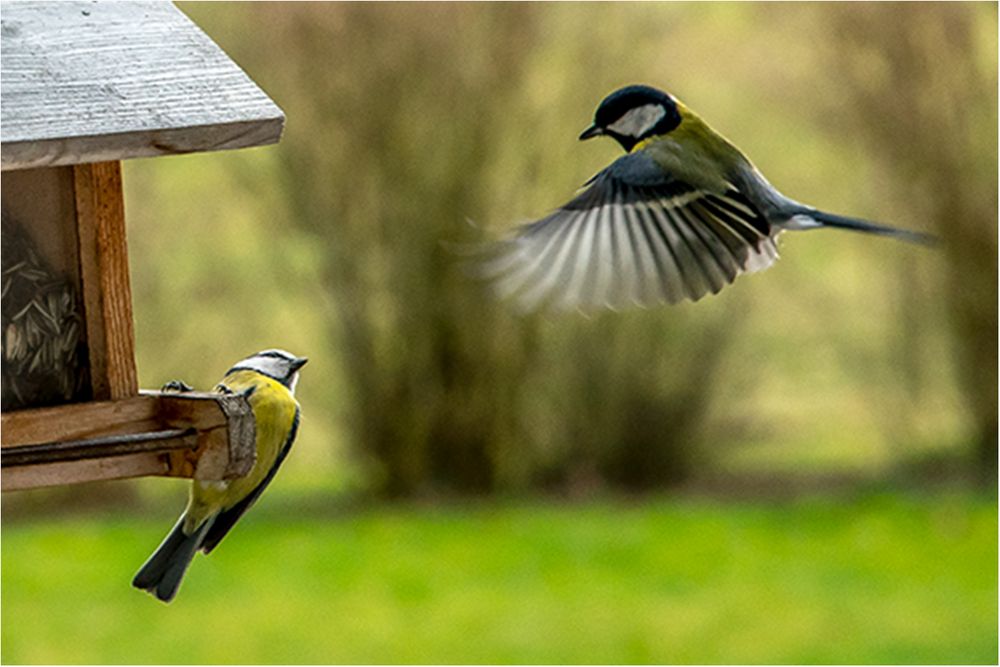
291;357;308;372
579;124;603;140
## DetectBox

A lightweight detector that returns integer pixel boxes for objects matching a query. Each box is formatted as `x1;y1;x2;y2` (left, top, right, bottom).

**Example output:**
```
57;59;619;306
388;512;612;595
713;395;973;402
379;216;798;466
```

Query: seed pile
1;214;89;410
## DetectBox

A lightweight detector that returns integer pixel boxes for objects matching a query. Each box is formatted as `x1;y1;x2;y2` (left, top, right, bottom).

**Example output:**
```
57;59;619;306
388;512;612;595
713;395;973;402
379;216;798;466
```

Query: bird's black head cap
580;84;682;152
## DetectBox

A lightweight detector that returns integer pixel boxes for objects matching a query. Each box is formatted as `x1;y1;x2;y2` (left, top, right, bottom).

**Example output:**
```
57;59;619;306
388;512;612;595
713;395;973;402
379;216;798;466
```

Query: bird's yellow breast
184;370;299;525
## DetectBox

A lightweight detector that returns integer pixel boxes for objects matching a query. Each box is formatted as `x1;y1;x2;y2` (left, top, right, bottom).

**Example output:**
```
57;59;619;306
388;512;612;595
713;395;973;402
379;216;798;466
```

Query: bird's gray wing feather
484;152;779;311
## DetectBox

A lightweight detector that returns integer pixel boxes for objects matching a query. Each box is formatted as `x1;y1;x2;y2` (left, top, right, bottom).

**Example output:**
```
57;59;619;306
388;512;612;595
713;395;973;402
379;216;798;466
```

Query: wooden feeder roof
1;1;284;171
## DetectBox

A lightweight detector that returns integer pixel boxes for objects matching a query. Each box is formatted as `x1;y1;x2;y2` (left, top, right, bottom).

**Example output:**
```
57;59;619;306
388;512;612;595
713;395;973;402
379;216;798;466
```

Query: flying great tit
485;84;934;311
132;349;308;603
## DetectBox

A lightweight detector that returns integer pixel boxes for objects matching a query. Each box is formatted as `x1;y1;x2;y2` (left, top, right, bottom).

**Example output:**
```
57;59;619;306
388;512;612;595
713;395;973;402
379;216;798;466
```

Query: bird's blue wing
484;152;778;311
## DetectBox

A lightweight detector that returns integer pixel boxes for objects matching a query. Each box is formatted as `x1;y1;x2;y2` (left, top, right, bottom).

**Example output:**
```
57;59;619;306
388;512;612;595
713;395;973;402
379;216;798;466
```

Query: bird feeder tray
1;390;256;492
0;1;284;490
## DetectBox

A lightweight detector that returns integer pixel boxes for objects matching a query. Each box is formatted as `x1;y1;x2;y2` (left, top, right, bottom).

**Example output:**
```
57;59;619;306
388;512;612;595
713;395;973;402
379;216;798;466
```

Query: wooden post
74;161;138;400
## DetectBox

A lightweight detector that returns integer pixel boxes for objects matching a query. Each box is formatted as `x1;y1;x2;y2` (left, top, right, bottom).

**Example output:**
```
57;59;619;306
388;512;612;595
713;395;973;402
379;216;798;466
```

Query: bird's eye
606;103;668;139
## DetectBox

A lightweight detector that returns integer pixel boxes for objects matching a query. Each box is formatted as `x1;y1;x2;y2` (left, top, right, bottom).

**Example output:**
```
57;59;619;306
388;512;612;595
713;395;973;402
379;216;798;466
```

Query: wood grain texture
1;390;256;490
2;452;171;491
1;395;159;447
2;428;197;466
0;1;284;170
74;161;138;400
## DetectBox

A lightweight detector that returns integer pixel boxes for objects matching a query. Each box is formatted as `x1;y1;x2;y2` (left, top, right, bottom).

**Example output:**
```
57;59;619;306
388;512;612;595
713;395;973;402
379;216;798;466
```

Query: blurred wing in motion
481;153;779;312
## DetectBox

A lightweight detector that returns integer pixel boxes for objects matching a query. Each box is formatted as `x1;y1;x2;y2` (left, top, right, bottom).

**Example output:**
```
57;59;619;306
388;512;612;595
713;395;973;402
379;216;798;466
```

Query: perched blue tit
132;349;307;602
485;84;934;311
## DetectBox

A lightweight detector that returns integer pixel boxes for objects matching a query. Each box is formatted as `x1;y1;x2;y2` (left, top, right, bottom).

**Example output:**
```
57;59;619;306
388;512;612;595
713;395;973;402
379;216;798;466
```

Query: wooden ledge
1;390;256;491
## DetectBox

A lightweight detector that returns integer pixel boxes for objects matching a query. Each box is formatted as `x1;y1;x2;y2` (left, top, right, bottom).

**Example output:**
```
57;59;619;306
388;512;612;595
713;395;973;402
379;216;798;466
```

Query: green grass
2;491;996;664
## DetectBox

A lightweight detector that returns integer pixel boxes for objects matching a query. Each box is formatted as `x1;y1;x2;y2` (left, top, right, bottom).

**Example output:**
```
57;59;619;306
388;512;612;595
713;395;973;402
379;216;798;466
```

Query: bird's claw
215;383;256;398
161;380;194;393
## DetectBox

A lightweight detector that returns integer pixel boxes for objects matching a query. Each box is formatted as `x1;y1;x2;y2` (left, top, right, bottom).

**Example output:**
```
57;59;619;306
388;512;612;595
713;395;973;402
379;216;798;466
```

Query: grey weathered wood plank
1;1;284;170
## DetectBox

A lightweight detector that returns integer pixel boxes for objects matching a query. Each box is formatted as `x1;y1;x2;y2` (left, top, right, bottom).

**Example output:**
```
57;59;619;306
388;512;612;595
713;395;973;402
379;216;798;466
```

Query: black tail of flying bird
804;209;937;246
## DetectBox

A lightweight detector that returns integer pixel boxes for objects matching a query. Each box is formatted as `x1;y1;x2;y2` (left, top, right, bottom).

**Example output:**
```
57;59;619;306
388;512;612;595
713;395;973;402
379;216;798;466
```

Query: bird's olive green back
635;100;751;193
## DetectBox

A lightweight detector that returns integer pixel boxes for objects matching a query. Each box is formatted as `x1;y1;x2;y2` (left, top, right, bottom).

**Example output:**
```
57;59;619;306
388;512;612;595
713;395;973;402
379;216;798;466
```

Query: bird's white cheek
607;103;667;138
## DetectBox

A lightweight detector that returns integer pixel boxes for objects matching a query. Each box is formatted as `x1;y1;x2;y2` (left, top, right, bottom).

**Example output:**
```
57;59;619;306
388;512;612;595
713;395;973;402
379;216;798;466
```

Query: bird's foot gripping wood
161;380;195;393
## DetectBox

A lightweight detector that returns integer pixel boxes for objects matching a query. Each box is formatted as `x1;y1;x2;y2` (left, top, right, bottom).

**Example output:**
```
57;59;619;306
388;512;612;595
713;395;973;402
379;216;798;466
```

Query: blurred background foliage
2;2;996;664
112;1;995;496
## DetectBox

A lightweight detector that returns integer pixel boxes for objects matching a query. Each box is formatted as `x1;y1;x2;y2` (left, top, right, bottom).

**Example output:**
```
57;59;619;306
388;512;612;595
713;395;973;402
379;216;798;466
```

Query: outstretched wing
483;152;779;311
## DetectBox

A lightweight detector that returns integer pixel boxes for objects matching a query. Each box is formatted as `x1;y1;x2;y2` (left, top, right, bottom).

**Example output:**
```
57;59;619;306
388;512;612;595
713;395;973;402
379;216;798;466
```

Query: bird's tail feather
802;210;937;246
132;515;214;603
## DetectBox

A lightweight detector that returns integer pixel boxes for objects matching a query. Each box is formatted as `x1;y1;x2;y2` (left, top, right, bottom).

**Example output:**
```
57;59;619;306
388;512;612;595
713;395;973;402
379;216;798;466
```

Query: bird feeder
1;1;284;491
